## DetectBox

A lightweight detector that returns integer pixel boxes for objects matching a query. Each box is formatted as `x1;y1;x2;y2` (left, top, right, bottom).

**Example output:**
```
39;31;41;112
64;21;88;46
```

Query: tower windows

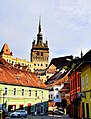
34;64;36;66
41;52;43;56
36;52;39;56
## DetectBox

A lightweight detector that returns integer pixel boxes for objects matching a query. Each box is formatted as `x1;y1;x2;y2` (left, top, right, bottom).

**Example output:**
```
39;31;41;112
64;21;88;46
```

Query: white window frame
29;90;31;96
86;74;88;88
22;89;24;96
13;88;16;96
82;77;84;90
4;87;8;95
35;90;37;97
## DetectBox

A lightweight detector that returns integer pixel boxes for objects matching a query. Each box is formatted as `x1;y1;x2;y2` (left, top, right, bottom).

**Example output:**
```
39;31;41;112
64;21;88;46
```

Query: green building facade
0;83;49;115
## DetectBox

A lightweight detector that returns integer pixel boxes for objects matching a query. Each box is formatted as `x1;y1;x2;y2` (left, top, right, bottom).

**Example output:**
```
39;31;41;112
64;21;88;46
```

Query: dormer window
16;76;20;80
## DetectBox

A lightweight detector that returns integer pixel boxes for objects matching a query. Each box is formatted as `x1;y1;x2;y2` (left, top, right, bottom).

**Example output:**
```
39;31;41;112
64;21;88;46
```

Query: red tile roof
46;70;70;88
0;57;46;89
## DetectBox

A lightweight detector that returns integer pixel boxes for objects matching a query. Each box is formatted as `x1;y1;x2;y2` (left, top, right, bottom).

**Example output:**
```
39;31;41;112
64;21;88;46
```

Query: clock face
36;51;39;56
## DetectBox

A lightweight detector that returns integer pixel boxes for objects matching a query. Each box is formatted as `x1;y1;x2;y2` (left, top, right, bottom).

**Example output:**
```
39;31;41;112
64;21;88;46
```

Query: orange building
69;64;82;118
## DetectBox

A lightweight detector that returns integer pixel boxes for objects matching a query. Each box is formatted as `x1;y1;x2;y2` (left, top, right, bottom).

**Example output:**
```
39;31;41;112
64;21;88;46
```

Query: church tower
31;17;49;71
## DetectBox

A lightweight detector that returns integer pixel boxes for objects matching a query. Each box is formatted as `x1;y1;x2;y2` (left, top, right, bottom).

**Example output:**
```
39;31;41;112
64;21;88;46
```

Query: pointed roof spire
39;16;41;33
81;49;83;58
0;43;13;56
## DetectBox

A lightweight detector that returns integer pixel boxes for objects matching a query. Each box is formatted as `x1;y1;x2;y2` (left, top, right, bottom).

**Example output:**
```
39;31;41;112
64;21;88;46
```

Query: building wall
70;71;82;118
81;64;91;118
1;54;34;72
0;84;49;114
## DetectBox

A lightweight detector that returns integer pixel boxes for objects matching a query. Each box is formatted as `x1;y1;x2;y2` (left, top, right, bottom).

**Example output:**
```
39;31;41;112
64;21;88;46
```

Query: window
35;90;37;97
41;52;43;56
78;74;81;87
12;61;14;65
14;88;16;95
16;76;20;80
55;88;59;91
41;64;43;66
37;52;39;55
29;90;31;96
41;90;43;97
86;75;88;88
56;95;59;99
82;77;84;90
90;91;91;98
22;89;24;96
70;80;72;91
34;64;36;66
46;64;48;67
22;63;24;66
4;87;7;95
50;94;53;99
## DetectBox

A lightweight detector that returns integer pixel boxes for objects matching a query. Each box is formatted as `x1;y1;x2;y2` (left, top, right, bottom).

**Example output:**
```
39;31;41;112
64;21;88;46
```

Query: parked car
10;110;27;118
53;109;64;115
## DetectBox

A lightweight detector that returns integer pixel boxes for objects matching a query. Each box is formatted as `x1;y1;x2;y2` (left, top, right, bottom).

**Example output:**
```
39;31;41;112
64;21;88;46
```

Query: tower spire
81;49;83;58
39;16;41;33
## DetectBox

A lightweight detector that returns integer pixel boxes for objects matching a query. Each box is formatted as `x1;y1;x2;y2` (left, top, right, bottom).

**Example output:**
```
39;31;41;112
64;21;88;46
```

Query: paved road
6;114;72;119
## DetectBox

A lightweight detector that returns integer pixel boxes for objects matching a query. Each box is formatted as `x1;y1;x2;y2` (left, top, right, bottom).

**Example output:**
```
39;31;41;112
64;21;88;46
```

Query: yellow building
0;43;34;72
79;49;91;118
0;17;49;82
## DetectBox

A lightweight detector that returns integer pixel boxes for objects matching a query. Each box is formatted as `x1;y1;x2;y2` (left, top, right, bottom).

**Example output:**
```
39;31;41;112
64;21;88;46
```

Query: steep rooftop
0;43;12;56
49;55;73;70
0;57;46;89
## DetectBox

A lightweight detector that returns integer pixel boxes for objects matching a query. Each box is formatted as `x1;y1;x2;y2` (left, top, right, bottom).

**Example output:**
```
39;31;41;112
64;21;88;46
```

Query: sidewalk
49;114;73;119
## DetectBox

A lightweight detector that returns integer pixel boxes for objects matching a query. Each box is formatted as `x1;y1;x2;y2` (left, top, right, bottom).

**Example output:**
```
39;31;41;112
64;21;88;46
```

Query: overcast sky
0;0;91;62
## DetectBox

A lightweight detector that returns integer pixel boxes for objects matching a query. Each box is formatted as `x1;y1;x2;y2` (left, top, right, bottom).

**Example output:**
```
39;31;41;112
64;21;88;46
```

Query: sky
0;0;91;62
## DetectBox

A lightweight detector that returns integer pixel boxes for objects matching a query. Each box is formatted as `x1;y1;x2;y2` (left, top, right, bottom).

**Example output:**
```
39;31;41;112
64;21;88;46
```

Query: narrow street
6;114;72;119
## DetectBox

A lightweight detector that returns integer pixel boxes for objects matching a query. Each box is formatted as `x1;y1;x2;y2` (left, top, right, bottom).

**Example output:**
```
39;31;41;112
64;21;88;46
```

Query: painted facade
0;57;49;115
81;64;91;118
0;84;49;114
69;69;82;118
0;43;34;72
0;17;49;81
76;49;91;118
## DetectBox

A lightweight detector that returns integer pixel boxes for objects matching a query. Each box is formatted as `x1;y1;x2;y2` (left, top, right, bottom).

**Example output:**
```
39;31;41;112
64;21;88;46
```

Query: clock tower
31;17;49;71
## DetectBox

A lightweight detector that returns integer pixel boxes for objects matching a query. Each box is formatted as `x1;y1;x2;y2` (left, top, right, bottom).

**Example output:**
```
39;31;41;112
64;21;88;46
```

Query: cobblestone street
6;114;72;119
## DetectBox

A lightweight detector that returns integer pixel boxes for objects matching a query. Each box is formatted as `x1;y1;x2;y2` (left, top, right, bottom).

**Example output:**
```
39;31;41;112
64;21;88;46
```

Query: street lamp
2;93;6;110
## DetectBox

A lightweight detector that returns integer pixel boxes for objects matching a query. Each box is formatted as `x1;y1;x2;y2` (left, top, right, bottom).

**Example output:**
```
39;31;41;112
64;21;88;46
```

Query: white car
10;110;27;118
